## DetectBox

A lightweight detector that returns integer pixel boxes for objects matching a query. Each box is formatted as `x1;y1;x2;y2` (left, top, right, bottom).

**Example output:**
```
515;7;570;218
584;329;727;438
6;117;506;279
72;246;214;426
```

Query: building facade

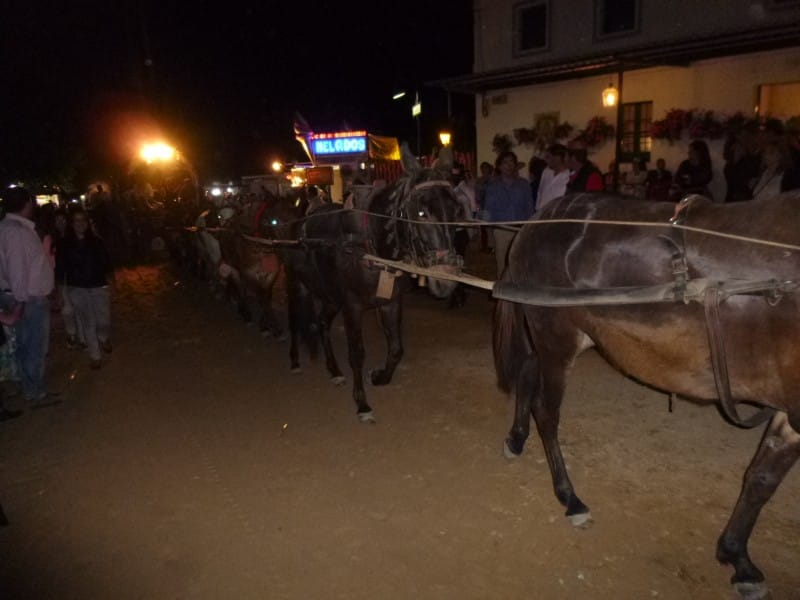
434;0;800;200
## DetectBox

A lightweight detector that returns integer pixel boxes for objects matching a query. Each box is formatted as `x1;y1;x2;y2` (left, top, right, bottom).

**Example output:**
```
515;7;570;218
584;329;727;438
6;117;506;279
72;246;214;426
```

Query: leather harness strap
702;286;775;428
674;194;774;429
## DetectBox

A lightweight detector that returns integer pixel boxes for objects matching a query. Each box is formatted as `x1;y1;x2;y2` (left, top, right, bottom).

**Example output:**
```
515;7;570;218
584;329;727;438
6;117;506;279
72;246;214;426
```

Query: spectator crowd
0;187;113;421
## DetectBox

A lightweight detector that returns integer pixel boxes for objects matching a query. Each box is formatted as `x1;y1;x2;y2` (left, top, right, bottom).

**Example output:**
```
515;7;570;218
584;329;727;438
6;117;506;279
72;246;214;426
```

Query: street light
271;160;283;172
602;83;619;108
438;131;452;147
138;140;199;205
392;89;422;157
140;142;177;164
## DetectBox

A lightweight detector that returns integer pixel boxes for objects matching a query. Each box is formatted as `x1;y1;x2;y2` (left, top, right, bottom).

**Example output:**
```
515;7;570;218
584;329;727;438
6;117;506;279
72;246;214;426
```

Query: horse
493;191;800;599
267;146;464;422
215;197;286;339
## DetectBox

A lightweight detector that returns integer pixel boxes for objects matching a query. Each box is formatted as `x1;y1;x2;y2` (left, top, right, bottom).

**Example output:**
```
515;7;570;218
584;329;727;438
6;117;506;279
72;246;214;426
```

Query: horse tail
493;299;529;394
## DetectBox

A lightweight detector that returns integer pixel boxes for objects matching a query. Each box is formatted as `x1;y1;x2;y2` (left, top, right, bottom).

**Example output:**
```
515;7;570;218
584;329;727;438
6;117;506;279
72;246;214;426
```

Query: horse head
388;144;463;298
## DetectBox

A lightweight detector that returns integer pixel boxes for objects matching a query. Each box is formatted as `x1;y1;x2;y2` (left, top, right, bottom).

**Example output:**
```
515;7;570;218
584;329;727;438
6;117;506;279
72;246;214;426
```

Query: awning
428;23;800;94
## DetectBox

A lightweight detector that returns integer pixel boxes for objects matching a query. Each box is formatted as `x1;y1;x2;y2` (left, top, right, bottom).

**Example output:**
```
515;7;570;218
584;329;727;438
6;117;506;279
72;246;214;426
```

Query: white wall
474;47;800;201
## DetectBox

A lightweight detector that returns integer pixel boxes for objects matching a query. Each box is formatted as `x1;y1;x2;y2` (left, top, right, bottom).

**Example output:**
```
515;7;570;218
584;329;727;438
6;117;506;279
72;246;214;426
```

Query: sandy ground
0;257;798;600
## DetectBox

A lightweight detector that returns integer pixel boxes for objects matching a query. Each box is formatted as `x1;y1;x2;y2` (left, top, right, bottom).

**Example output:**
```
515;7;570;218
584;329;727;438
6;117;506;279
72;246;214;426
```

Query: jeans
67;286;110;361
15;295;50;401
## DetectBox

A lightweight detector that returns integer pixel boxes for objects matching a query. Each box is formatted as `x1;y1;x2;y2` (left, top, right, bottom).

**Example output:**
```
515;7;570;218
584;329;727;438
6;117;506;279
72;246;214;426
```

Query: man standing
483;151;534;277
536;143;570;212
0;188;54;405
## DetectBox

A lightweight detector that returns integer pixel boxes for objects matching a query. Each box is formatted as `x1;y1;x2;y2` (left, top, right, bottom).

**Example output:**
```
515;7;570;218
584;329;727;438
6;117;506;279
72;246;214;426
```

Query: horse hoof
503;439;521;459
357;411;376;424
567;512;593;529
734;582;771;600
331;376;346;386
290;367;302;375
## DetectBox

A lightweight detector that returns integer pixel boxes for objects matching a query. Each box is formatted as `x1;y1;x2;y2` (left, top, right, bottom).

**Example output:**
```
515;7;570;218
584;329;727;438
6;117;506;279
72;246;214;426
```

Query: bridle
386;177;461;269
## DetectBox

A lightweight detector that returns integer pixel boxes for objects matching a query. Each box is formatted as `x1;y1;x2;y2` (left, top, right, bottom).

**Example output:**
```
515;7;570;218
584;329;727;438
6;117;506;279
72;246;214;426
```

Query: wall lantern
438;131;452;146
602;83;618;108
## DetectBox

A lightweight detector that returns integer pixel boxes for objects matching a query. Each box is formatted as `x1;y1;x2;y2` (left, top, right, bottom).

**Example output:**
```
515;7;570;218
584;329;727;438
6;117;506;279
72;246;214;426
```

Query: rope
351;213;800;254
186;206;800;254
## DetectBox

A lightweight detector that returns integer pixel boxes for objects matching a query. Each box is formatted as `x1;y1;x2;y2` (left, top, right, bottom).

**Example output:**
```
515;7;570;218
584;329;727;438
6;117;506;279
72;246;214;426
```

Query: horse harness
494;195;797;429
344;178;460;272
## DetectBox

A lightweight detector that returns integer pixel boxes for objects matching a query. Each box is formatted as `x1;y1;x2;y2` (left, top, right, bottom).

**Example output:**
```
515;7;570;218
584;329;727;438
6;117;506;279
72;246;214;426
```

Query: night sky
1;1;474;187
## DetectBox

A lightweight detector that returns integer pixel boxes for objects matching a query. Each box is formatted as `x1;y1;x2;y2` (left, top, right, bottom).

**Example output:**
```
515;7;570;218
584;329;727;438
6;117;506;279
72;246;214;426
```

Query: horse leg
342;299;373;422
256;281;285;341
503;352;538;458
532;358;591;527
285;273;302;373
716;411;800;599
318;301;345;385
369;301;403;386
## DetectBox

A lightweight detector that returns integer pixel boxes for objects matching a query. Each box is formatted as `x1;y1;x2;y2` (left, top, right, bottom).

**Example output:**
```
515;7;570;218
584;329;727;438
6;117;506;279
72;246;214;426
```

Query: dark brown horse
494;191;800;599
268;147;463;422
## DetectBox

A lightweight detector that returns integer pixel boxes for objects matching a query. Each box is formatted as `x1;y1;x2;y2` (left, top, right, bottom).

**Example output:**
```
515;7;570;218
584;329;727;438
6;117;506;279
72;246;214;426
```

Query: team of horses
179;148;798;599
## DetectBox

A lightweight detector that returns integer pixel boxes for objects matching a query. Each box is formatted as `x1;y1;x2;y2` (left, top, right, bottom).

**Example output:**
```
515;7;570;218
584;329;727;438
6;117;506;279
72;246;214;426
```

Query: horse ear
436;146;454;174
400;143;420;175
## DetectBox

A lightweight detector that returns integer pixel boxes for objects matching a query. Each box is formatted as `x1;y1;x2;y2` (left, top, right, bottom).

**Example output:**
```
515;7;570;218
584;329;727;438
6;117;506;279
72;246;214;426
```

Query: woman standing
55;210;114;369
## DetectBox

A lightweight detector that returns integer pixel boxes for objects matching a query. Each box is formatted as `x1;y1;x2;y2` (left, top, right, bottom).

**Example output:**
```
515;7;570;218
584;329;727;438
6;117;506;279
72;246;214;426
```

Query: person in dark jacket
566;147;604;193
55;209;114;369
673;140;713;199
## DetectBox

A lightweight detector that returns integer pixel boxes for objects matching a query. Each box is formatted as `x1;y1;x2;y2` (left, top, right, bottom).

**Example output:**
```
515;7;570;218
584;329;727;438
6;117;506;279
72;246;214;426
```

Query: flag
293;112;313;163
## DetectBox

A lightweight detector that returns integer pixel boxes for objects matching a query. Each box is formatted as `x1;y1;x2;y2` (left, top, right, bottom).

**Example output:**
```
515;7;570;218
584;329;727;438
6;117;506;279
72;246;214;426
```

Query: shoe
90;359;102;370
30;392;61;409
100;340;112;354
0;408;22;422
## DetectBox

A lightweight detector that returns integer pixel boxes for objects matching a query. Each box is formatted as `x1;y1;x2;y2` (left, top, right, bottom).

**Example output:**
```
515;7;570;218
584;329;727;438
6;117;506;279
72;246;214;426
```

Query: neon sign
310;131;368;155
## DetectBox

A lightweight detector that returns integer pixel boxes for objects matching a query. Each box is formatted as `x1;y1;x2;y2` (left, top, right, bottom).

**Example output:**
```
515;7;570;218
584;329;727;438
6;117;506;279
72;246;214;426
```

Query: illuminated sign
306;167;334;185
311;136;366;155
310;131;368;156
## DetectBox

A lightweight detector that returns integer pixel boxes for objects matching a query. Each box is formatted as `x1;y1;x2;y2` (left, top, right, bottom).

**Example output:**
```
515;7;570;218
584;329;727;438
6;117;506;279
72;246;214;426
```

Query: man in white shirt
536;143;570;212
0;188;55;405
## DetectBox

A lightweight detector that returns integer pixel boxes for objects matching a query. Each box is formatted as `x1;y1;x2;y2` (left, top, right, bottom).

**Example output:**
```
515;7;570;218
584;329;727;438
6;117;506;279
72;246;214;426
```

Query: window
514;1;549;56
620;101;652;162
757;81;800;119
595;0;640;38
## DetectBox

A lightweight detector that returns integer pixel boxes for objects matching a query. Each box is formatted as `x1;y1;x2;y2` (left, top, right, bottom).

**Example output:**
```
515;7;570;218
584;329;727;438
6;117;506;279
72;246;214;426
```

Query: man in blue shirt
483;151;533;277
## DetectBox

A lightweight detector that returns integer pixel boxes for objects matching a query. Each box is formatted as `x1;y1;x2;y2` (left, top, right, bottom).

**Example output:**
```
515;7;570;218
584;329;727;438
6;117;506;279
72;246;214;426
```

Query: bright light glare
271;161;283;172
392;91;407;100
211;187;222;197
140;142;177;163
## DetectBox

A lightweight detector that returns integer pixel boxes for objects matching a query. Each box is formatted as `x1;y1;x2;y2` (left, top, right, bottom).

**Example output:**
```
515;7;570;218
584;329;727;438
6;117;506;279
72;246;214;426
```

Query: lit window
514;1;549;56
620;101;652;162
757;81;800;119
595;0;640;38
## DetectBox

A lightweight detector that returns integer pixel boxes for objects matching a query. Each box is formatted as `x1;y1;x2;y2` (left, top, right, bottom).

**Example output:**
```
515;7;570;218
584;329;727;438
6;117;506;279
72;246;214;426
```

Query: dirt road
1;264;798;599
